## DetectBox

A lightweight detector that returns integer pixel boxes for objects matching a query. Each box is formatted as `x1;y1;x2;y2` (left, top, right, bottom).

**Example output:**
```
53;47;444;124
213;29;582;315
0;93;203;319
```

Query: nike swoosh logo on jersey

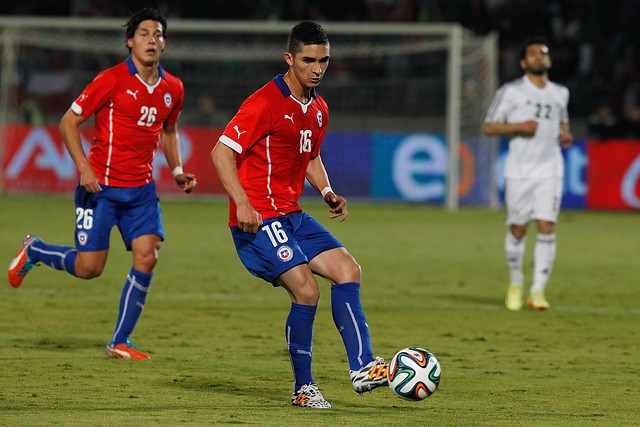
126;89;138;100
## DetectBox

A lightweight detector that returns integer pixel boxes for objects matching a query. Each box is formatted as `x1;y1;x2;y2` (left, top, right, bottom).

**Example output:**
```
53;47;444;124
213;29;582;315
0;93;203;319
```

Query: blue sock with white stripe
110;267;152;346
28;240;77;276
286;303;316;390
331;282;374;371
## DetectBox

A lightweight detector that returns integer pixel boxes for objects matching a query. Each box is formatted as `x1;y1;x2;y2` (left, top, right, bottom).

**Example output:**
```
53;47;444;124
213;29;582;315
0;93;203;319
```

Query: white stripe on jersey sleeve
219;135;243;154
71;102;83;116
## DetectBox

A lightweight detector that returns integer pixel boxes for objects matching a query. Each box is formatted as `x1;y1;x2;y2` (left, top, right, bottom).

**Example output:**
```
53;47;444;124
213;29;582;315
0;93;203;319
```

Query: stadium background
1;4;639;424
1;0;639;210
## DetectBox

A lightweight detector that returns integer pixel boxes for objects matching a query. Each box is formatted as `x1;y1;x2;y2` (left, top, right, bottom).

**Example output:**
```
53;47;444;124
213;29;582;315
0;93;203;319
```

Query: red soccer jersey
219;74;329;227
71;57;184;187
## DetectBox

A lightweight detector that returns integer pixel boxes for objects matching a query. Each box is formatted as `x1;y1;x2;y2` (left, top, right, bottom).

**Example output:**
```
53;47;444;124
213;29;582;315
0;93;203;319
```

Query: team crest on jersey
163;93;172;107
316;111;323;127
277;245;294;262
77;231;89;246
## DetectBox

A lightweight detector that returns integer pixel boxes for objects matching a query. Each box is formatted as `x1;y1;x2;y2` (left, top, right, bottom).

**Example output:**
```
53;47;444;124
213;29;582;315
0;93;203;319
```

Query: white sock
531;233;556;294
505;232;525;286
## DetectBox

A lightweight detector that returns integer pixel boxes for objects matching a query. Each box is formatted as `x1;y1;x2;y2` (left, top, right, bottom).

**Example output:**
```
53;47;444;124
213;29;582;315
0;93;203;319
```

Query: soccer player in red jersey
8;8;196;360
211;21;387;408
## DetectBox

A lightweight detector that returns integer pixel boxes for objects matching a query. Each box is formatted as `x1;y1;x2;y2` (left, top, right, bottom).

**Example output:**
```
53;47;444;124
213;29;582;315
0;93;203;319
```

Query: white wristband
320;186;333;198
171;166;184;177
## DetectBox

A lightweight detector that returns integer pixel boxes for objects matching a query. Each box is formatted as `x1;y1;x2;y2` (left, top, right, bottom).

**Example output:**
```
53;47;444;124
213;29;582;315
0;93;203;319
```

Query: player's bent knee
537;221;555;234
296;288;320;306
350;261;362;282
337;259;361;283
75;265;104;279
134;254;158;273
510;225;528;240
292;280;321;305
74;251;108;279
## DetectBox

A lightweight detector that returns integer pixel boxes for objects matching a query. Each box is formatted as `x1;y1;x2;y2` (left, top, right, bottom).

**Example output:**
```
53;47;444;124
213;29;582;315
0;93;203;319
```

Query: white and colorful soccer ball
388;346;441;401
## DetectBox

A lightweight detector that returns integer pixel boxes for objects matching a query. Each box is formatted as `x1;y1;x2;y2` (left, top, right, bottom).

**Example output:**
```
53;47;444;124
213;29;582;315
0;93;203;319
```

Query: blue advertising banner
458;135;498;206
371;133;447;202
303;132;371;198
308;131;588;209
561;141;588;209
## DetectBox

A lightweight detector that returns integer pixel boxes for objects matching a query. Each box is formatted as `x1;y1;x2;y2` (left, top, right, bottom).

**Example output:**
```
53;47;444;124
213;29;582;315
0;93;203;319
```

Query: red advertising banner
587;140;640;210
1;125;227;196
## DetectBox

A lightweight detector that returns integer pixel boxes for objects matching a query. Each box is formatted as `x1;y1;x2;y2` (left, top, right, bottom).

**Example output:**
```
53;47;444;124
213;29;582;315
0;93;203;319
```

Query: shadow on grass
6;336;104;353
438;292;501;308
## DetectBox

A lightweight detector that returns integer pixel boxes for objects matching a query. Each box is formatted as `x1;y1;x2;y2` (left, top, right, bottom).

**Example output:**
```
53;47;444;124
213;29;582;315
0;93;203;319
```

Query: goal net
0;18;498;208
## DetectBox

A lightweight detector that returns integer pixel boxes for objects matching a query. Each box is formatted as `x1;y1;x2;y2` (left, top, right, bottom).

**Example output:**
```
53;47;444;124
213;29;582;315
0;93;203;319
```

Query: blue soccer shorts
73;181;164;252
231;211;343;284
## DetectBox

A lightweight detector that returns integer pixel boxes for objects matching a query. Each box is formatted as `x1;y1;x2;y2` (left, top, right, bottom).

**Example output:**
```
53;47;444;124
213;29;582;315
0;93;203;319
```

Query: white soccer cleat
350;356;389;394
291;383;331;409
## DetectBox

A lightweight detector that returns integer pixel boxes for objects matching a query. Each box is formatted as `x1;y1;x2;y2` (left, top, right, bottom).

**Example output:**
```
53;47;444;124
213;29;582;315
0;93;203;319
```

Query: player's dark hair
287;21;329;54
124;8;167;52
520;37;548;59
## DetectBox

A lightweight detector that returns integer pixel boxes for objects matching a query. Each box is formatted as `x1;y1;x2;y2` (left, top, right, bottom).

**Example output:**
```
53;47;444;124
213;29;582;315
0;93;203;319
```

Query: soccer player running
211;21;388;409
7;8;196;359
484;38;573;311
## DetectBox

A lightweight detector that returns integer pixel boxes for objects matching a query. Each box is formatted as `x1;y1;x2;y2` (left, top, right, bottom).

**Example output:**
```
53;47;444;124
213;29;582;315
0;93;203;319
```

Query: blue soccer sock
286;302;316;391
110;267;152;346
331;282;374;371
28;240;77;276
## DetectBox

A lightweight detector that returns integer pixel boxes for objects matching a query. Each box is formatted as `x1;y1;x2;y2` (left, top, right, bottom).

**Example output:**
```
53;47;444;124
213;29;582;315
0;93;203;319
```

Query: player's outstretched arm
162;123;196;193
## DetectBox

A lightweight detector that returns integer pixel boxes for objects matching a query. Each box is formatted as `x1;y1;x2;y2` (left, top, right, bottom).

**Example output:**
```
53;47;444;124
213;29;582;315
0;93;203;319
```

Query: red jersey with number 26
219;74;329;227
71;57;184;187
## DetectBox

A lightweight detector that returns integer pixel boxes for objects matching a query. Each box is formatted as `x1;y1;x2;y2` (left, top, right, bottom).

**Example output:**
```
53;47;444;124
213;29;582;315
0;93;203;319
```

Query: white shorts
505;177;562;225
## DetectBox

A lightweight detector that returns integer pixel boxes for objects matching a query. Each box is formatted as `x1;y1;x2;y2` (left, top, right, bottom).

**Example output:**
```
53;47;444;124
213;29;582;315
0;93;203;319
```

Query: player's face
287;44;330;89
127;20;166;66
520;44;551;76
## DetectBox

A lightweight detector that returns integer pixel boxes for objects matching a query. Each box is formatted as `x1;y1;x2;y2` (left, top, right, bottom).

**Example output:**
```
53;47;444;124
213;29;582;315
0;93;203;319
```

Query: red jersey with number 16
219;74;330;227
71;56;184;187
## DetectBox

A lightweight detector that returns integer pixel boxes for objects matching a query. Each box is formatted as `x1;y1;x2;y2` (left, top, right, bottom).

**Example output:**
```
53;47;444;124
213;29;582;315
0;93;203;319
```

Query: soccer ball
388;346;441;401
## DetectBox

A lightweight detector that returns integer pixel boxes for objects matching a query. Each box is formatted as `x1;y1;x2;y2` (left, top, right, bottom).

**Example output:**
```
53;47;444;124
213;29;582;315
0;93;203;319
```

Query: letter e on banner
392;134;447;201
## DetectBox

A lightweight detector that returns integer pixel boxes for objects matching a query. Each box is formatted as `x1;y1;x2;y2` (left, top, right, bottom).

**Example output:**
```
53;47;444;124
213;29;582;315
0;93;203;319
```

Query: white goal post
0;17;498;209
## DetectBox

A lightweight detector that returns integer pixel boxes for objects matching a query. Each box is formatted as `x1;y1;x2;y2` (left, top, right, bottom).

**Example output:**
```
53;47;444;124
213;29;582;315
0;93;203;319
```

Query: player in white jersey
484;38;573;311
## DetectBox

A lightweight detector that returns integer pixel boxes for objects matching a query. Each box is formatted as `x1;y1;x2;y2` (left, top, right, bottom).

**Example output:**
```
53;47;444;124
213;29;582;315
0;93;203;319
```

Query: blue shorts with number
231;211;343;284
74;181;164;252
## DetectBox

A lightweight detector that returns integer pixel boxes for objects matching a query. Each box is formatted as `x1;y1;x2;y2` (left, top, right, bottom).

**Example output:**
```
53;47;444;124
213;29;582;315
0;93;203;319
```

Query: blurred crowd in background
2;0;640;140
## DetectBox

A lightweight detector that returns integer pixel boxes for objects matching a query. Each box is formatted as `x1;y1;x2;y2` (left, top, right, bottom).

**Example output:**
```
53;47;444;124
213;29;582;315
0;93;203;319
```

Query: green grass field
1;194;638;426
